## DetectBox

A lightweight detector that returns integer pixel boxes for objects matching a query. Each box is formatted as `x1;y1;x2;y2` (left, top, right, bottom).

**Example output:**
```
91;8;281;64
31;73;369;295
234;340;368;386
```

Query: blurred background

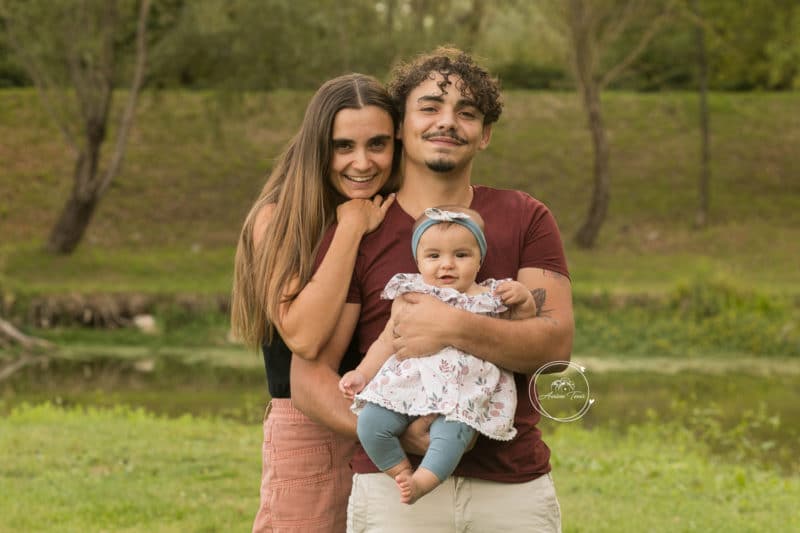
0;1;798;531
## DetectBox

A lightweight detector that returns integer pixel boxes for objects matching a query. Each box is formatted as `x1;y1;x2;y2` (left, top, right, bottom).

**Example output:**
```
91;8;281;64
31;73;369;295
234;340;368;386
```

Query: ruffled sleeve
381;273;427;300
380;273;466;305
463;278;511;314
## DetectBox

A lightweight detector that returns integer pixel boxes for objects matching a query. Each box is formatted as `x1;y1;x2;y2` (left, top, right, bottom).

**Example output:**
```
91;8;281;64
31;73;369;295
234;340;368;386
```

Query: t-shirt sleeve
520;200;570;279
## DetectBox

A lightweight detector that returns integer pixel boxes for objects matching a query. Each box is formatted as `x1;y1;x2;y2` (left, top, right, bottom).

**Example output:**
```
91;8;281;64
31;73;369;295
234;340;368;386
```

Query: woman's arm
254;195;394;359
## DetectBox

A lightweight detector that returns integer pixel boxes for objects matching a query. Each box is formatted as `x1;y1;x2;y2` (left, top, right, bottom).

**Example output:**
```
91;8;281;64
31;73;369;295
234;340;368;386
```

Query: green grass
0;404;261;532
1;404;797;532
1;89;799;296
550;420;800;532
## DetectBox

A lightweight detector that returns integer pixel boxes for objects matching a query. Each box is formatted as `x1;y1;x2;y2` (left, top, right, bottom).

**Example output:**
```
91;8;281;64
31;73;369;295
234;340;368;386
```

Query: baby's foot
394;470;420;505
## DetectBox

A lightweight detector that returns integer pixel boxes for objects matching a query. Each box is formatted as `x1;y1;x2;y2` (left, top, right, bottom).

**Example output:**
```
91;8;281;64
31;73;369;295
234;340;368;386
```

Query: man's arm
391;268;573;374
290;303;361;438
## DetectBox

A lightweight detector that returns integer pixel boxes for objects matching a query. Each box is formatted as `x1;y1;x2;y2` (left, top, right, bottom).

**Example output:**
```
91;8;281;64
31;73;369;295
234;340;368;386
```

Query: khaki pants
252;399;357;533
347;471;561;532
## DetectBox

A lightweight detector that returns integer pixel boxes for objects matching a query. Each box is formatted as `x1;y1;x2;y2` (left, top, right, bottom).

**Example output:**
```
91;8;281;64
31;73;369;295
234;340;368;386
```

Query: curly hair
388;46;503;125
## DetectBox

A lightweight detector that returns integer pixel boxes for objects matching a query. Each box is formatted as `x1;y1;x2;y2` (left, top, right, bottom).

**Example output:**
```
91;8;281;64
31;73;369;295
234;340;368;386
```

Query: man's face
398;72;492;175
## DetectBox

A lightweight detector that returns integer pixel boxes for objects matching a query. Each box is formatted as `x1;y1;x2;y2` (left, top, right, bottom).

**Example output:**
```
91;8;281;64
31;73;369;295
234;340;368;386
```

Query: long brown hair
231;74;400;349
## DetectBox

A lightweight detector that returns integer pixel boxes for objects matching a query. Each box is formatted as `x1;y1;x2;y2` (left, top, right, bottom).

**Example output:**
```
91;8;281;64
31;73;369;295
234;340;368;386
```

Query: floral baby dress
352;273;518;441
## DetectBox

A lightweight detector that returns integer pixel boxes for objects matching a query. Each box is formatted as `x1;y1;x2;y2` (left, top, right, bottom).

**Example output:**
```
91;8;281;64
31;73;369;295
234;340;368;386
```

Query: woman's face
329;105;395;199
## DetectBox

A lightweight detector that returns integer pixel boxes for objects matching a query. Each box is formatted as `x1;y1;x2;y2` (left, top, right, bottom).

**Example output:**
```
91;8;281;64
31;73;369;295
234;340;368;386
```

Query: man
293;47;573;532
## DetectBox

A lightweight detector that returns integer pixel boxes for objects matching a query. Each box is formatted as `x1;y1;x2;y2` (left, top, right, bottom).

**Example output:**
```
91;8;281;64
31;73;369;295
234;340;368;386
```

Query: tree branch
2;12;79;154
600;0;678;90
99;0;152;196
0;317;53;350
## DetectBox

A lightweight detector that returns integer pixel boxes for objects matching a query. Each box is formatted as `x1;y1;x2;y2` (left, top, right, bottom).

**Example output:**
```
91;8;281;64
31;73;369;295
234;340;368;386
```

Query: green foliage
146;0;513;90
494;60;568;90
2;0;798;91
574;278;800;357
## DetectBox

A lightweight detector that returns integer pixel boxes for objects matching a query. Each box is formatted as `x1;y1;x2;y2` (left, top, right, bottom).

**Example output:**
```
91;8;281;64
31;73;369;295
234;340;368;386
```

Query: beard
426;158;456;172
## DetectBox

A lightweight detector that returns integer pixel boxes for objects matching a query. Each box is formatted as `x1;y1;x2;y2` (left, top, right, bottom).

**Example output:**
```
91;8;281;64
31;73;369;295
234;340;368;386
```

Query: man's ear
478;124;492;151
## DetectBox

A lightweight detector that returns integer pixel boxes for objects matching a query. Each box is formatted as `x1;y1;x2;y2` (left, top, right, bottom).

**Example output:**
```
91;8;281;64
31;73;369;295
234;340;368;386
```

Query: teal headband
411;208;487;263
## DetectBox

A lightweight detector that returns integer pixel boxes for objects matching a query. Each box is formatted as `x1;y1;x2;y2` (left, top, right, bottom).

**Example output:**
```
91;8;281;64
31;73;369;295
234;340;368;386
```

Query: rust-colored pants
252;399;357;533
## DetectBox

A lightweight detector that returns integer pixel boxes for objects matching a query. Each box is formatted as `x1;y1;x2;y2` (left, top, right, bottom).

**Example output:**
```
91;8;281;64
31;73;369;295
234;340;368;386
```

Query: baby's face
415;224;482;293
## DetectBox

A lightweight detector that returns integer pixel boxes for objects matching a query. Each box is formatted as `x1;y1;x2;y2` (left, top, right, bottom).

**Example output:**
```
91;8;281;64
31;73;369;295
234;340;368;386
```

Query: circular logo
528;361;595;422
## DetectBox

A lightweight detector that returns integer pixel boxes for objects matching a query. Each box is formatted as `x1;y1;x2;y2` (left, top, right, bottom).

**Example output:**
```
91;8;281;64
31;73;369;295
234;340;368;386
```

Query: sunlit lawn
1;404;797;532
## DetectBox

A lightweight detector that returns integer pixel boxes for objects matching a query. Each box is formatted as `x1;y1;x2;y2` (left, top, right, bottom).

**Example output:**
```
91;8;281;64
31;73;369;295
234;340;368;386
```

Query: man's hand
391;292;455;359
339;370;367;401
399;414;435;456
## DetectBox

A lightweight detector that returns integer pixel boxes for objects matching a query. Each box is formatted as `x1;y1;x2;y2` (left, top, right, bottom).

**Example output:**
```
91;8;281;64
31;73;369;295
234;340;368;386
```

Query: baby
339;206;536;504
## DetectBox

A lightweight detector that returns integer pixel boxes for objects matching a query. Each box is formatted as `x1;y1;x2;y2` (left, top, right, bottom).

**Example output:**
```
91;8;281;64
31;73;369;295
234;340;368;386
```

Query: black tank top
262;330;362;398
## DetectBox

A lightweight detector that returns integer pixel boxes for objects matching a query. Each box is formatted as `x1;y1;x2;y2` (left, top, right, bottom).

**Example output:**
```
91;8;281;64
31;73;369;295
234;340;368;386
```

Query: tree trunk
568;0;611;249
45;146;102;254
460;0;486;51
45;190;101;254
574;82;611;248
693;0;710;228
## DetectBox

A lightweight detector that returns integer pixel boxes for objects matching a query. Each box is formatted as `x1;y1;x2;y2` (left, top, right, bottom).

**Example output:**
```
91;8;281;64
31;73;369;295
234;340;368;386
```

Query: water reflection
2;359;798;472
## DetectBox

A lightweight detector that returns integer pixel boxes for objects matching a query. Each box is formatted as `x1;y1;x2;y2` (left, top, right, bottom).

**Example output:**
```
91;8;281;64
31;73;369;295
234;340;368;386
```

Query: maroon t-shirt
345;185;570;483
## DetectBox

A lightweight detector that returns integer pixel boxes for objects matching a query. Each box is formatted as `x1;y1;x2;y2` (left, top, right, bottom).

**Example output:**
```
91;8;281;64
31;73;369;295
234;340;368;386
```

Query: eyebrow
417;94;481;111
332;134;392;145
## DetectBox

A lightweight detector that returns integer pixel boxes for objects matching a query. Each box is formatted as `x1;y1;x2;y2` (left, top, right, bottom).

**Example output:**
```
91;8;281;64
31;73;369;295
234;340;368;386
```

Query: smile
343;174;377;183
423;133;467;145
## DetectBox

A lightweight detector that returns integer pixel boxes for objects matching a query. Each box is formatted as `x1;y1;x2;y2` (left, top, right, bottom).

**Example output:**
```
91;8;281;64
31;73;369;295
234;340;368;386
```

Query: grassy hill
1;88;798;295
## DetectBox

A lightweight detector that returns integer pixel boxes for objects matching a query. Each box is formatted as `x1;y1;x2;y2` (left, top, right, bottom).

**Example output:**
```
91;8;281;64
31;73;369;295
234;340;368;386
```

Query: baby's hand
339;370;367;400
495;280;537;320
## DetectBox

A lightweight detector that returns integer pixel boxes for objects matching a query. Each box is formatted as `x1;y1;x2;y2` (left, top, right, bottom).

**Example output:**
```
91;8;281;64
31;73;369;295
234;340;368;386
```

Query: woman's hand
339;370;367;400
336;193;395;235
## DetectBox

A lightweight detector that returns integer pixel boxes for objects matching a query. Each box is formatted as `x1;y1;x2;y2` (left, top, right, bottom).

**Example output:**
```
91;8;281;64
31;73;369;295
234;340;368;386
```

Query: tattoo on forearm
531;288;551;317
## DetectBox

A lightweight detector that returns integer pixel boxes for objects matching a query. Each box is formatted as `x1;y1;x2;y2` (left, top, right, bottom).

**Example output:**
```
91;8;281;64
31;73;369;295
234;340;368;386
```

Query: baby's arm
338;300;399;399
494;280;538;320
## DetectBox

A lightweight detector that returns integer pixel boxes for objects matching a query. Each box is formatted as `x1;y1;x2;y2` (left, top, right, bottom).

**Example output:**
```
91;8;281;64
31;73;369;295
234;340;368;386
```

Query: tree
1;0;153;254
689;0;710;228
542;0;676;248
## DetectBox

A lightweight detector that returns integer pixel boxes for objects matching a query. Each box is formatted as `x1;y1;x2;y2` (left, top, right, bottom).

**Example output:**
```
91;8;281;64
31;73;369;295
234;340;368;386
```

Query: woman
231;74;400;532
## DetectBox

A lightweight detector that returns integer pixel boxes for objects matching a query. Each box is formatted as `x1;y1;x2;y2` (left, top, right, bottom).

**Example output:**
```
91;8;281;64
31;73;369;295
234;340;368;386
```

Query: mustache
422;130;467;144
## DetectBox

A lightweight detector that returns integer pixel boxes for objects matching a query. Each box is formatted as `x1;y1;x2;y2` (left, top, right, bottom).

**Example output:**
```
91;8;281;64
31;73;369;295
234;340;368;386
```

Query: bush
574;280;800;357
494;61;569;90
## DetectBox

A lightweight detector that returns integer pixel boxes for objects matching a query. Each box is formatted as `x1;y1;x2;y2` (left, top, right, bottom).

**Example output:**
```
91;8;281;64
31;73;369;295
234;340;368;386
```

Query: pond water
2;357;798;473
